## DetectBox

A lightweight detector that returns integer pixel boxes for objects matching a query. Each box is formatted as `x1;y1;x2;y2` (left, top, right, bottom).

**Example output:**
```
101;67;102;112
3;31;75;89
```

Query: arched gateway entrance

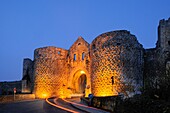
73;71;86;94
78;74;86;93
69;69;91;97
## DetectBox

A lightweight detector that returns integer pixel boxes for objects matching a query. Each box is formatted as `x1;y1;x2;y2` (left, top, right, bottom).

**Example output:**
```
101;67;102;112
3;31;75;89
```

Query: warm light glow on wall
80;71;85;74
96;84;119;97
91;45;121;97
33;45;91;99
36;91;49;99
42;93;47;98
34;73;53;99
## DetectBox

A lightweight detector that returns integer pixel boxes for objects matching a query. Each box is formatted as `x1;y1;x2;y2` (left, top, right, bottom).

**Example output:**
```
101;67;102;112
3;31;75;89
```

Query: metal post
13;88;16;101
14;92;15;101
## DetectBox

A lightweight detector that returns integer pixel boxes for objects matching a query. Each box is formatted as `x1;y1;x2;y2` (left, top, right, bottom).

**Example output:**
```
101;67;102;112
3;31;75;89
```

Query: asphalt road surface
0;99;72;113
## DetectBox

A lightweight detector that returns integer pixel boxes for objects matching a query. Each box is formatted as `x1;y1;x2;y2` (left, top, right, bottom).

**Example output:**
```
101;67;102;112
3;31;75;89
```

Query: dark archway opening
77;74;86;94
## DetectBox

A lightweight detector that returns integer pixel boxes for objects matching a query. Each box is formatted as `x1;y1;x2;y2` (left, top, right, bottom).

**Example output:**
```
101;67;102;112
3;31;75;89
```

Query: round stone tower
90;30;143;97
33;46;68;98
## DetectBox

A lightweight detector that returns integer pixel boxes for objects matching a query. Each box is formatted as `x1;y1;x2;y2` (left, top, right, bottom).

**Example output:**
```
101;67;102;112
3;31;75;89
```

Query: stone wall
90;30;143;97
68;37;91;97
22;58;34;82
92;96;121;112
0;94;35;103
144;18;170;90
20;18;170;99
0;81;22;95
68;37;90;73
157;18;170;50
157;18;170;74
33;46;69;98
22;58;34;93
143;49;158;89
33;37;92;98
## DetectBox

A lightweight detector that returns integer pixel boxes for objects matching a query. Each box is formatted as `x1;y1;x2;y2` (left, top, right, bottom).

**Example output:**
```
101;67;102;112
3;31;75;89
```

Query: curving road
0;99;83;113
0;98;109;113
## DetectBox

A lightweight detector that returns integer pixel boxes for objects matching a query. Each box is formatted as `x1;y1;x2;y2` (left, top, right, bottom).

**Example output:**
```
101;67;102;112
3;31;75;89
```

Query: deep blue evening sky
0;0;170;81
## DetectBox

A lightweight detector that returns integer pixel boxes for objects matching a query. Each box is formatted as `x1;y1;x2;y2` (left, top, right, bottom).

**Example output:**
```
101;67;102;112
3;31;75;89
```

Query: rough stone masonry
2;18;169;99
21;18;170;98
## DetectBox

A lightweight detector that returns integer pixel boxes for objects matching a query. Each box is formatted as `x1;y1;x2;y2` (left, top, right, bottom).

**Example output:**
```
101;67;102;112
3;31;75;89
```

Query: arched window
92;44;96;49
82;52;85;60
74;54;76;61
58;51;61;55
78;43;81;45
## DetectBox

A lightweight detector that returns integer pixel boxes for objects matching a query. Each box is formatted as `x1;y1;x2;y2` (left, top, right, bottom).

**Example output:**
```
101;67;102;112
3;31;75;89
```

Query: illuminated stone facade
33;47;69;98
23;32;143;98
32;37;91;98
90;31;143;97
21;18;170;99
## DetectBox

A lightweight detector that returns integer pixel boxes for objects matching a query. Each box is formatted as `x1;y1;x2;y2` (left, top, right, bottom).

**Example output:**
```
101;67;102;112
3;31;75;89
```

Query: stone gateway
21;18;170;98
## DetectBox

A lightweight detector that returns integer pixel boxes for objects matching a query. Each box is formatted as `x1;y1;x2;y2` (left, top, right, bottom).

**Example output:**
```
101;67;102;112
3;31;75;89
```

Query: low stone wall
91;96;121;112
0;94;35;103
0;81;22;95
